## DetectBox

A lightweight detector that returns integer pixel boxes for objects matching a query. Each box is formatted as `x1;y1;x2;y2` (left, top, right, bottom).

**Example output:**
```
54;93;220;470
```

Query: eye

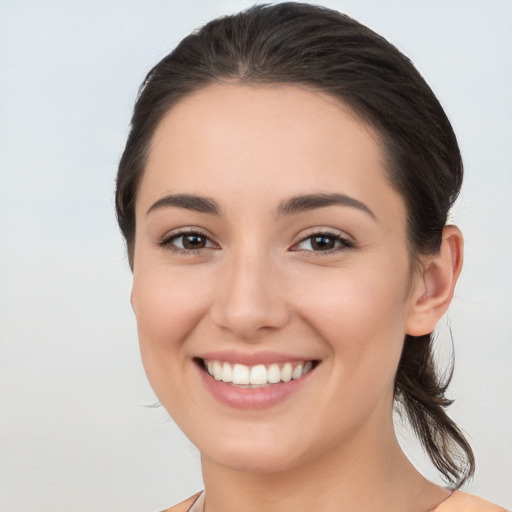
292;231;353;254
158;230;218;253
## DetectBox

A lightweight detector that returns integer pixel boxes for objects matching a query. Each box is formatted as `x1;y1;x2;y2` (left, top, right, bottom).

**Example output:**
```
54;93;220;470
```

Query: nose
210;251;291;340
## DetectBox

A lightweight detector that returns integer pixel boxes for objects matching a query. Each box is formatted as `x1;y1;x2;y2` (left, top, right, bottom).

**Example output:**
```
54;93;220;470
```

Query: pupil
183;234;206;249
312;236;334;250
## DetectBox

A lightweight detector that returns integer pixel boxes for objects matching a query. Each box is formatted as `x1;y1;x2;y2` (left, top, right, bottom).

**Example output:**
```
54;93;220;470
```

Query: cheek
132;262;211;338
130;265;211;393
293;270;409;430
292;260;410;375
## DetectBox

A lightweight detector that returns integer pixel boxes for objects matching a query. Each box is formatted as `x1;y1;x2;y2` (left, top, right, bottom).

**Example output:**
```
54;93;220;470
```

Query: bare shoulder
160;492;203;512
434;490;507;512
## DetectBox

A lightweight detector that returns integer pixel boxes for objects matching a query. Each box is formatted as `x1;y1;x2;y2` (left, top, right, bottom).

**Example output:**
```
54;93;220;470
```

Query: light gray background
0;1;510;510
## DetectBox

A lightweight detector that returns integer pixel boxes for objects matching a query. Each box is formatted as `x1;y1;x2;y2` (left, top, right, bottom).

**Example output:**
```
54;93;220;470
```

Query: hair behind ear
396;226;473;487
395;334;475;487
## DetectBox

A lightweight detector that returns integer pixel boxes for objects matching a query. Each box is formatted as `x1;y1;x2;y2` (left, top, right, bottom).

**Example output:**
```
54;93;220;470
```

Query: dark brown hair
116;2;474;486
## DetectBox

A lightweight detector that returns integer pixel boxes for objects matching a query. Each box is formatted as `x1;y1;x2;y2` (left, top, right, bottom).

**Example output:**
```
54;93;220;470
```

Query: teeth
267;363;281;384
203;359;315;386
292;364;303;380
250;364;267;385
281;362;292;382
232;364;250;385
221;362;233;383
212;361;223;381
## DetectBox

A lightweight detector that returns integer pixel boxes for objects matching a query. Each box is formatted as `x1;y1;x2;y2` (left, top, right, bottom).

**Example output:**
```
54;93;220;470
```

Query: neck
199;412;448;512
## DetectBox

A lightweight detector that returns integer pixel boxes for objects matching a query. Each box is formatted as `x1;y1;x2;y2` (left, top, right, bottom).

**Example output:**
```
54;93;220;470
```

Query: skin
131;84;463;512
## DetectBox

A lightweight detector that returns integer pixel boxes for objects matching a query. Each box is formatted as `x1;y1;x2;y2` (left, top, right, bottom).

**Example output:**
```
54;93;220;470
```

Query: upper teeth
205;360;313;387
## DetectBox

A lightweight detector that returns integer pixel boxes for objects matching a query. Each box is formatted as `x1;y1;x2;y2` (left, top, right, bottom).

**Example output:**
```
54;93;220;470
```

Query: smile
200;359;315;388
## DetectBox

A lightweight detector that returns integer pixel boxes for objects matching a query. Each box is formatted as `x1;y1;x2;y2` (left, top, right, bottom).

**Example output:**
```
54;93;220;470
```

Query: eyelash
157;229;354;256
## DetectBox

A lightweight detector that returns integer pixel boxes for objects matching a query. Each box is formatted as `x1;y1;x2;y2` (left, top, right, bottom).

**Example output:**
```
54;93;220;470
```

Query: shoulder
434;490;507;512
160;492;203;512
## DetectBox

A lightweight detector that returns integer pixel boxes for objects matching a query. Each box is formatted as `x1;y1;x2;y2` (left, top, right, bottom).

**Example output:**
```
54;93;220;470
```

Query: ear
406;226;464;336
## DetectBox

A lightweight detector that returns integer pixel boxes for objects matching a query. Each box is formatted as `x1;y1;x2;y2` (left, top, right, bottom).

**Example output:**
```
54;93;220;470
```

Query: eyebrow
277;192;376;220
146;192;376;220
146;194;221;216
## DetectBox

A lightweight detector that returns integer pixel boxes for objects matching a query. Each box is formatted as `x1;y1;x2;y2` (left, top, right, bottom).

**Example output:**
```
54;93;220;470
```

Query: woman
115;3;507;511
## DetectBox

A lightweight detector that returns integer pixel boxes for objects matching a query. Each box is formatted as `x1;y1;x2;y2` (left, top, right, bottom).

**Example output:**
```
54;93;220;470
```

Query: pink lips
194;350;318;409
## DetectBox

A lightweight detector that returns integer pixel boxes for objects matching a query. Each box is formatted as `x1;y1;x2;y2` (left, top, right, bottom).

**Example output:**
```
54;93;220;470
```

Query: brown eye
181;234;207;250
159;231;217;252
310;235;336;251
292;231;353;254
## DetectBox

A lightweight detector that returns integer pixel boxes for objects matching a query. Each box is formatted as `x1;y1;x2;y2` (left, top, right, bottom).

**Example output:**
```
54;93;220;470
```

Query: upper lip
196;350;319;366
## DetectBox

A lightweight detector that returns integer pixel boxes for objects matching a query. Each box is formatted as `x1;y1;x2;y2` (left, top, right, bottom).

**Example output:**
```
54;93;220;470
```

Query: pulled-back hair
116;2;474;486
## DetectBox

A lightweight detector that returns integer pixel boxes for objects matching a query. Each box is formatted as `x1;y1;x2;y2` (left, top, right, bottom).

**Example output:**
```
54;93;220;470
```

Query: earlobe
406;226;464;336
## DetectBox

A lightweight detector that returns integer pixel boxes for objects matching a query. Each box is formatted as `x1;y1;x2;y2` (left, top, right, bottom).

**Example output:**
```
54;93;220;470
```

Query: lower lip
196;364;314;409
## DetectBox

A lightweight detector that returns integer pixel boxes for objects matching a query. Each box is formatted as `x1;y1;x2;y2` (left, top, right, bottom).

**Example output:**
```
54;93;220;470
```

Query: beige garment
433;490;507;512
162;491;202;512
163;490;508;512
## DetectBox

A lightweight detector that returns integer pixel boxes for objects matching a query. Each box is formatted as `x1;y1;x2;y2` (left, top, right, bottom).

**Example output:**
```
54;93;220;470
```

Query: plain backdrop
0;1;511;510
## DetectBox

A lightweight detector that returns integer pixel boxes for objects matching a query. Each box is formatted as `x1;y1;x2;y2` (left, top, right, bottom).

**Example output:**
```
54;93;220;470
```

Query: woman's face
131;84;423;473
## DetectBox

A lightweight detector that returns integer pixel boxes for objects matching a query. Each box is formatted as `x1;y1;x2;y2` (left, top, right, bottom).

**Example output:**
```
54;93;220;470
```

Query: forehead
137;83;405;223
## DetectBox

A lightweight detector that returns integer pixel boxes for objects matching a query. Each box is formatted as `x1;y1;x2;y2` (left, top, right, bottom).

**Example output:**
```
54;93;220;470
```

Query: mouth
195;358;319;388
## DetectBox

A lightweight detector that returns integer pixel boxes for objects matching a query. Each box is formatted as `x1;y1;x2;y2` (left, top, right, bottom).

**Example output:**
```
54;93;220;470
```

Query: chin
204;444;301;474
196;428;306;474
